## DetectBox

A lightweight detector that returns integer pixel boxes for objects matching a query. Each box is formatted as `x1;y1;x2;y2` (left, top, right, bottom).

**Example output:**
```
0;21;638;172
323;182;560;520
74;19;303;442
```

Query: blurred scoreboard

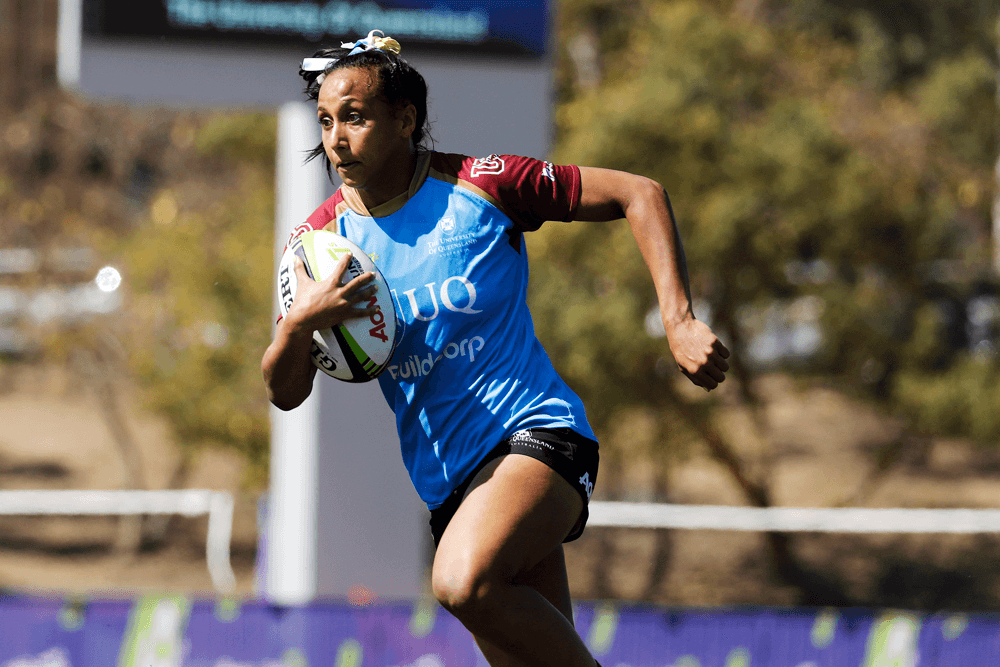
82;0;549;56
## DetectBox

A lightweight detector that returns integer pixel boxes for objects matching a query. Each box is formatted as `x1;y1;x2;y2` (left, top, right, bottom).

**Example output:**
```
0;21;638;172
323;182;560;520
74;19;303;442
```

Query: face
317;67;416;206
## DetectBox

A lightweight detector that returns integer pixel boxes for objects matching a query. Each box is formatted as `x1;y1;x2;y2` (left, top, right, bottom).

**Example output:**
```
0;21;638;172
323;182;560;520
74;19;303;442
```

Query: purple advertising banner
1;594;999;666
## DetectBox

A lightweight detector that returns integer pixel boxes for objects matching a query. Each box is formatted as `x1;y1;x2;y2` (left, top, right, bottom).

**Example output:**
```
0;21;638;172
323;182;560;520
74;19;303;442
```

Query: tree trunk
590;451;621;600
640;470;673;602
73;341;147;557
658;375;853;606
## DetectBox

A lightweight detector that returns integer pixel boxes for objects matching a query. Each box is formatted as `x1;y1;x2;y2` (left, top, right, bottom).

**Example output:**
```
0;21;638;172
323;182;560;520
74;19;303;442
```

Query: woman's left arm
575;166;730;390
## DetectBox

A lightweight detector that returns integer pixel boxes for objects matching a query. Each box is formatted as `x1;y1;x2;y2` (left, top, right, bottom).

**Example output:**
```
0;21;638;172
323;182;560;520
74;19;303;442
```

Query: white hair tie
300;30;402;85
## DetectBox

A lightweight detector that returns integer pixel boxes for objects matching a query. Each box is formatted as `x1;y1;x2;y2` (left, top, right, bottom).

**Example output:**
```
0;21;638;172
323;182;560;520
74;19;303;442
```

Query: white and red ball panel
277;230;399;382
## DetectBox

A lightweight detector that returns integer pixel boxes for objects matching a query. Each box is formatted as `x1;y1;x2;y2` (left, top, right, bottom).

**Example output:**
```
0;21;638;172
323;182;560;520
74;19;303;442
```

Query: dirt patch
2;366;1000;609
0;363;259;596
564;375;1000;610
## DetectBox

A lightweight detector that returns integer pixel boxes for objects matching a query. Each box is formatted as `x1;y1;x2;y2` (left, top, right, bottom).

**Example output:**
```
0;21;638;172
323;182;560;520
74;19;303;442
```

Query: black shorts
429;427;599;548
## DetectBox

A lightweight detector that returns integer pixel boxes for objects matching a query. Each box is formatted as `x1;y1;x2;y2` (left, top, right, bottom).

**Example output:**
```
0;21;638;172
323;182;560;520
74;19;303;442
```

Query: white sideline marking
0;490;236;593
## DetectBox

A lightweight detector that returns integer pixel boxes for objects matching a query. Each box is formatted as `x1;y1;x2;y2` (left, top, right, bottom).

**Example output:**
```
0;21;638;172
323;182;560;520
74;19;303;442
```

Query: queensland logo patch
470;155;505;178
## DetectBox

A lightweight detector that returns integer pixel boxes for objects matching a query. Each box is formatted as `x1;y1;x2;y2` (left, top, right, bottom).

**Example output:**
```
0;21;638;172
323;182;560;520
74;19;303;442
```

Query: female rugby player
262;30;730;667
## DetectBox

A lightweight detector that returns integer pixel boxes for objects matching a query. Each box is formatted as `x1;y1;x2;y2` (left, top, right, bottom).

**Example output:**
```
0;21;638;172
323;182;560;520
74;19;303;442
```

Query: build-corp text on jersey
387;336;486;380
387;274;486;381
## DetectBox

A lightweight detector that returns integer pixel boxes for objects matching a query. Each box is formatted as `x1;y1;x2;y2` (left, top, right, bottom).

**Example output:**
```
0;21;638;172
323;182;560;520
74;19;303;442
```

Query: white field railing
588;502;1000;534
0;490;236;593
7;495;997;597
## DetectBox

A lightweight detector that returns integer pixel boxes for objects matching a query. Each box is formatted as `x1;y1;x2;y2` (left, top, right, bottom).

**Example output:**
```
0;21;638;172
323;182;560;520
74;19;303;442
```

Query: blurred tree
539;0;999;604
762;0;999;89
0;0;58;111
0;94;277;489
118;113;277;486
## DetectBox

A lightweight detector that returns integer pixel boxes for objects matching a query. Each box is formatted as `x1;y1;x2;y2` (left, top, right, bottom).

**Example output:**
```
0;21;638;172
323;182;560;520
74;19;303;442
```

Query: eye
318;115;333;129
346;111;363;124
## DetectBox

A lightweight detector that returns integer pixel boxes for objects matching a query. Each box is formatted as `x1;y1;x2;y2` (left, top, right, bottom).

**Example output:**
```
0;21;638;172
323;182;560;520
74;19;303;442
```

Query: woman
262;30;730;667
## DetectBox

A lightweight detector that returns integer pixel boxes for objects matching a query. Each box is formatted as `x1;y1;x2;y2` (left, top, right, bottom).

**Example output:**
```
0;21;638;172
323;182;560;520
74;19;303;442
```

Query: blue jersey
294;152;595;509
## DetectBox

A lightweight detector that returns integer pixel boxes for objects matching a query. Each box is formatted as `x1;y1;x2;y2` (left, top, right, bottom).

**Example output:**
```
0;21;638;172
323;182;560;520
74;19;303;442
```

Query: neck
353;146;418;211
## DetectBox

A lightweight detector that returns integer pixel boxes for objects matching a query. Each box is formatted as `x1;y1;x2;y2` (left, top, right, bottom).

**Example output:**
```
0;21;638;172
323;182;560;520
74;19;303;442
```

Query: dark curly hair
299;45;432;177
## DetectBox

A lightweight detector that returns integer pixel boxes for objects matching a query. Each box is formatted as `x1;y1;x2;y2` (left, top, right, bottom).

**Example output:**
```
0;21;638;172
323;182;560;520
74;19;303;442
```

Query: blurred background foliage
0;96;278;485
530;0;1000;605
1;0;1000;574
536;0;1000;471
120;114;276;486
0;0;998;480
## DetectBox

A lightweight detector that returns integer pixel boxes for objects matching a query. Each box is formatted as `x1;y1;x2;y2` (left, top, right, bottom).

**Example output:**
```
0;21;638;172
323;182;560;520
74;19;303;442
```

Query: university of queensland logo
440;216;457;236
470;154;505;178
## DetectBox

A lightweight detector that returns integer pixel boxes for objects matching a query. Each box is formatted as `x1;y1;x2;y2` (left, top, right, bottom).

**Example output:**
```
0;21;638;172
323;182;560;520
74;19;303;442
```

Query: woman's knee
431;558;501;618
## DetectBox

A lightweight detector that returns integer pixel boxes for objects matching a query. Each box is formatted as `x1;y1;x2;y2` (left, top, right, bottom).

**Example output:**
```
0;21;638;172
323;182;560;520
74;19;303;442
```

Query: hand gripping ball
277;230;399;382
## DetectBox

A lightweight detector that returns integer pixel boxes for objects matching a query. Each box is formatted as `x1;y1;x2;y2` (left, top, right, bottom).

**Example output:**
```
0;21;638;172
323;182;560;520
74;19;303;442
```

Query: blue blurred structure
83;0;549;56
2;594;998;666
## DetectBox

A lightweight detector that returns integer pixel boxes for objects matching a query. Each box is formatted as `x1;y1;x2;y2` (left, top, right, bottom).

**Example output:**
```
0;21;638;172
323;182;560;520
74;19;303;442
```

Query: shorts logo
542;161;556;182
470;155;505;178
440;216;456;235
578;472;594;499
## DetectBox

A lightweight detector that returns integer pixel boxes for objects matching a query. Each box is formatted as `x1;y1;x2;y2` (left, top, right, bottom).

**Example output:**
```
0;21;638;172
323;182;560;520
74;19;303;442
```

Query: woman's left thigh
432;453;584;596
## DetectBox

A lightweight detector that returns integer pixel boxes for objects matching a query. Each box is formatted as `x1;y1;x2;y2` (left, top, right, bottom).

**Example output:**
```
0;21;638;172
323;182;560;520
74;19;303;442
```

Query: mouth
337;161;360;171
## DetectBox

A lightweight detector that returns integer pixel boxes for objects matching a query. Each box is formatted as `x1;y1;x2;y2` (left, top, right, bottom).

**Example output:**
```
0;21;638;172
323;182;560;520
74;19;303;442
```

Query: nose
334;118;350;145
322;117;348;153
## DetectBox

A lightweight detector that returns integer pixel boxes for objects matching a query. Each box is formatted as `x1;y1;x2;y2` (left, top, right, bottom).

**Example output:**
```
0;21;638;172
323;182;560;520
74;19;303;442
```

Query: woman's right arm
262;252;378;410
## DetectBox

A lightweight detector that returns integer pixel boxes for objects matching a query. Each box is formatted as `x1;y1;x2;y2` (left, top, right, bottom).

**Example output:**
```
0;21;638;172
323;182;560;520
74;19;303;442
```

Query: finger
331;251;355;284
348;300;382;319
292;255;314;281
344;270;376;291
348;283;378;303
681;367;717;392
713;339;731;359
704;364;726;384
713;354;731;373
695;372;719;391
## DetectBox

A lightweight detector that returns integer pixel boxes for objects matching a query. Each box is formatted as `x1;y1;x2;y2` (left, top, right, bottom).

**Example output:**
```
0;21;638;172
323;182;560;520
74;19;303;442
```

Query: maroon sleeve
280;190;344;252
452;154;582;232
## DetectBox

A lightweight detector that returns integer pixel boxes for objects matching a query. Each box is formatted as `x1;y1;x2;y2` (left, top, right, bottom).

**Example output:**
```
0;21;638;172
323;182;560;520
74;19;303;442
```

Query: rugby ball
277;230;399;382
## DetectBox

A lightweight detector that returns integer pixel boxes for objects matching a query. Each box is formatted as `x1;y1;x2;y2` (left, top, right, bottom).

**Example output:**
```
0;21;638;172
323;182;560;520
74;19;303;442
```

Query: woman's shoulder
425;151;582;229
427;151;563;181
281;190;348;248
307;189;348;227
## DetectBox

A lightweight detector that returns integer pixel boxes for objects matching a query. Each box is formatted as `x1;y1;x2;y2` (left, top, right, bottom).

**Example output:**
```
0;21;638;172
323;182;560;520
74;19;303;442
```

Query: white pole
264;101;326;606
206;492;237;593
56;0;82;89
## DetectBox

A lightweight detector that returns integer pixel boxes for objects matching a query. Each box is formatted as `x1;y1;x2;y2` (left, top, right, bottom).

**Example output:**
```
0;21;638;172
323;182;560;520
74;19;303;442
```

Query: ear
397;102;417;140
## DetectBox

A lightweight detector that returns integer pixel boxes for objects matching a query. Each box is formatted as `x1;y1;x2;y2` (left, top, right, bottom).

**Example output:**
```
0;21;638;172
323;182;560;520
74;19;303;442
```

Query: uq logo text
391;276;482;323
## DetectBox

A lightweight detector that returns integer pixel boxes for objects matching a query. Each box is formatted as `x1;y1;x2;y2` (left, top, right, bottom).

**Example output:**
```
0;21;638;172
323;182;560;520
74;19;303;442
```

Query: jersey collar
339;151;433;218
